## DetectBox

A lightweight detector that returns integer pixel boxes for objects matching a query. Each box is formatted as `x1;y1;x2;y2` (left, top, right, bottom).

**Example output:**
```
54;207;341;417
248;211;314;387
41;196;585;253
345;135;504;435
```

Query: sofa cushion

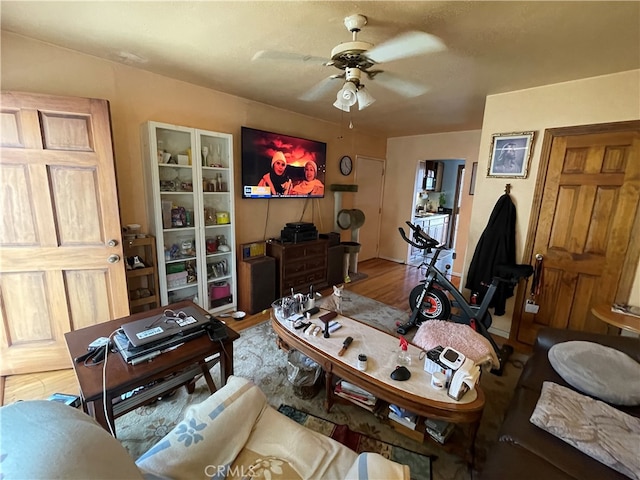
0;400;144;480
478;440;573;480
548;340;640;405
517;347;575;392
497;386;630;480
531;382;640;479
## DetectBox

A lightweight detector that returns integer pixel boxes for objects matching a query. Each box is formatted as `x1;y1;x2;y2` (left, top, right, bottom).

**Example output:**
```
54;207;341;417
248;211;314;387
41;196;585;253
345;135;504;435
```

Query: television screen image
241;127;327;199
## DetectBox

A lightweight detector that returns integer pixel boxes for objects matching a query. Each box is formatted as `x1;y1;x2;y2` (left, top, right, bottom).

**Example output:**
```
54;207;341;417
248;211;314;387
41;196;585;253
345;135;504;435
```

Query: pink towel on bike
413;321;500;369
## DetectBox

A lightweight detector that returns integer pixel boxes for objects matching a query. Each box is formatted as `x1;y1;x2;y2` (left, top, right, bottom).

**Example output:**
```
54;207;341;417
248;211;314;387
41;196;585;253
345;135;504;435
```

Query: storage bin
166;263;186;274
210;281;231;300
167;271;188;288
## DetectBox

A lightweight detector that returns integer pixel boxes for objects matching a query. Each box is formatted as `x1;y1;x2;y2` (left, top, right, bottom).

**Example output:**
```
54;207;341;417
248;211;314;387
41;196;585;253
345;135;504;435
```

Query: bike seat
494;264;534;284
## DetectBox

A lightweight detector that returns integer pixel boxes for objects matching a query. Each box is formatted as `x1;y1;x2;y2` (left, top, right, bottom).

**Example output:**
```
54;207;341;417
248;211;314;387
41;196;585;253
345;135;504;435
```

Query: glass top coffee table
271;307;485;464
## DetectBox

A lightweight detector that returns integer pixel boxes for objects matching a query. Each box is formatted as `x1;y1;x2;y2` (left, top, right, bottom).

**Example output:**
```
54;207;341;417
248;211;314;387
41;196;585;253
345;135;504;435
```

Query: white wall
383;70;640;338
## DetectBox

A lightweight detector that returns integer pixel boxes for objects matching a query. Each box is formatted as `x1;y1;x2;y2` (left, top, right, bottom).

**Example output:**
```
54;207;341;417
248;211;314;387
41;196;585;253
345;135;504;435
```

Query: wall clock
340;155;353;176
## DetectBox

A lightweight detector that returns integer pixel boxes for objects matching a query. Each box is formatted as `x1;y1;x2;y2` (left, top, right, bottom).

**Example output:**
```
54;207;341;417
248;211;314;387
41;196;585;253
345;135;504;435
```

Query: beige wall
3;32;639;324
1;32;387;247
470;70;640;334
383;70;640;337
383;130;483;275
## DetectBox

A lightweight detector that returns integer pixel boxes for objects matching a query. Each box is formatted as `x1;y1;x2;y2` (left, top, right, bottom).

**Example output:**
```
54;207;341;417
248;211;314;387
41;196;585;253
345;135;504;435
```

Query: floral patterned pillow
226;449;300;480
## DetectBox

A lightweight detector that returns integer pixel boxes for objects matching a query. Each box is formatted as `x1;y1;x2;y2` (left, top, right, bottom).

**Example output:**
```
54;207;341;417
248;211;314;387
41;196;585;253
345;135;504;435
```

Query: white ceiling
2;1;639;137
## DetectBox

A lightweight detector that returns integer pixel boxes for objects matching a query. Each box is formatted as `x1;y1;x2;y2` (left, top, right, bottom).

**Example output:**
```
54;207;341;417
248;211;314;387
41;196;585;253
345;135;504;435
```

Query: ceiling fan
253;14;446;112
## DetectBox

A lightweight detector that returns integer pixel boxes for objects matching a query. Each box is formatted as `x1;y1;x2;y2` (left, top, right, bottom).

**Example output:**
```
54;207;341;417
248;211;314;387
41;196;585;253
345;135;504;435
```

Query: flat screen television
241;127;327;199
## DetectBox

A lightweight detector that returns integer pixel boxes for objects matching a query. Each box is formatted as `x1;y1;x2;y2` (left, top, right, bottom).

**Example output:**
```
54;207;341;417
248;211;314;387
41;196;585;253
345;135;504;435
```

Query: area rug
317;289;415;341
277;404;432;480
116;291;527;480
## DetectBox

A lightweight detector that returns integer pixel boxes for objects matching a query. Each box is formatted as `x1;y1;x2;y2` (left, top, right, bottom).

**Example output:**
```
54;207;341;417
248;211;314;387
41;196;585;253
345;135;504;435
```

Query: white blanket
136;376;409;480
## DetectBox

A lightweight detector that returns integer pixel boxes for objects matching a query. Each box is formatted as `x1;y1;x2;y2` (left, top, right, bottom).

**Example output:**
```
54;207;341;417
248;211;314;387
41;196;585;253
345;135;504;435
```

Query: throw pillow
530;381;640;479
548;340;640;406
0;400;144;479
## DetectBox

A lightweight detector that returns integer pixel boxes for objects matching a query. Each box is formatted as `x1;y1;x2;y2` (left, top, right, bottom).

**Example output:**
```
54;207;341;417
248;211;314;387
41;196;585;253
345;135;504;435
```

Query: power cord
100;329;119;437
262;198;271;241
96;321;227;436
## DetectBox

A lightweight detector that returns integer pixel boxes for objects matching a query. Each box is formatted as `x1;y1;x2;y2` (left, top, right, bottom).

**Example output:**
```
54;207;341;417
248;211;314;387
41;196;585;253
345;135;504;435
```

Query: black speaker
327;244;344;286
238;256;276;314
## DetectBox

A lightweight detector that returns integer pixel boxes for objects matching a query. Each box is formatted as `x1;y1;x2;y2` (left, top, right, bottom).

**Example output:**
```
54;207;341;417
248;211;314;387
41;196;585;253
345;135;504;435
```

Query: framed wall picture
487;131;535;178
469;162;478;195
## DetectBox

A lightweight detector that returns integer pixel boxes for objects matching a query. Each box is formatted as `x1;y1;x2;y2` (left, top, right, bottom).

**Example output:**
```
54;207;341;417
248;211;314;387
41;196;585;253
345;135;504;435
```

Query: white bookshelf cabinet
141;121;237;313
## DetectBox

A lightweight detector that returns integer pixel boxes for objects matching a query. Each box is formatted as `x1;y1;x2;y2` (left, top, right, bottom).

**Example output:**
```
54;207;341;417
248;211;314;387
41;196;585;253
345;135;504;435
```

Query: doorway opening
407;160;466;277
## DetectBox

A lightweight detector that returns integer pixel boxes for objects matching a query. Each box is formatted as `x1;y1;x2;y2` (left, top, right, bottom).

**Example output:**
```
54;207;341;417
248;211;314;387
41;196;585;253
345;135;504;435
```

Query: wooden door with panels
512;121;640;346
0;92;129;375
353;156;385;261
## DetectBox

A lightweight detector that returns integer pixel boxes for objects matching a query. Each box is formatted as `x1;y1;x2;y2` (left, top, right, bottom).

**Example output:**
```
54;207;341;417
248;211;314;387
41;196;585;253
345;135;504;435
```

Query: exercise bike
397;221;533;374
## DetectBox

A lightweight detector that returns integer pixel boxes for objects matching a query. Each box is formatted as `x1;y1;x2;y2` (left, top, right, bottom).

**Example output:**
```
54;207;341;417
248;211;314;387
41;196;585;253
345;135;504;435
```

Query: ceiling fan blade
373;72;429;98
299;75;344;102
366;31;446;64
252;50;329;66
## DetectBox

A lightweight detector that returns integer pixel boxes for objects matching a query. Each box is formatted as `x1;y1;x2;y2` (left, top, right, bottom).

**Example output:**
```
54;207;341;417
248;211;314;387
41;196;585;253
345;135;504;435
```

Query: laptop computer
113;328;205;364
121;305;211;348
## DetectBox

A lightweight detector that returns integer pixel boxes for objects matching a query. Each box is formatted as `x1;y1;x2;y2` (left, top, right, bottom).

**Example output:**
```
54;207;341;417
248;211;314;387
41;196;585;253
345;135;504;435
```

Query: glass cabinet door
142;121;236;313
196;131;236;311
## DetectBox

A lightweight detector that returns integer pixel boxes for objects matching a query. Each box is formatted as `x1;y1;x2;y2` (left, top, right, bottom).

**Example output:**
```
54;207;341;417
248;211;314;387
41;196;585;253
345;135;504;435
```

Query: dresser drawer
283;269;326;291
267;239;328;297
283;242;326;261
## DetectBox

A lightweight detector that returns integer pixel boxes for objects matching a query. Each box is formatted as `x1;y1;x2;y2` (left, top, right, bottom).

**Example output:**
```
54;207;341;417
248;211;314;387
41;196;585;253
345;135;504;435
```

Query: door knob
108;239;119;247
107;254;121;264
535;253;543;261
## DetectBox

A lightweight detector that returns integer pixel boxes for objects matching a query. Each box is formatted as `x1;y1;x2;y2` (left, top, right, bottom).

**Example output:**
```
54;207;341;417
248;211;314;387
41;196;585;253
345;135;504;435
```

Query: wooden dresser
267;239;328;297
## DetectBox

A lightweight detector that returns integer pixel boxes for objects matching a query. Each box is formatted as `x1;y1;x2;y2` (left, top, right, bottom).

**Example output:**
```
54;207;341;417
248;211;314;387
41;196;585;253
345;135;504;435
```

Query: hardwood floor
1;258;445;406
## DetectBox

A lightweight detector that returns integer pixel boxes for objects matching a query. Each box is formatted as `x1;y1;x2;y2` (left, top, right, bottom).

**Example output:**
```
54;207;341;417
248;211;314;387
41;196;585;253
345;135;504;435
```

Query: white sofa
0;376;409;479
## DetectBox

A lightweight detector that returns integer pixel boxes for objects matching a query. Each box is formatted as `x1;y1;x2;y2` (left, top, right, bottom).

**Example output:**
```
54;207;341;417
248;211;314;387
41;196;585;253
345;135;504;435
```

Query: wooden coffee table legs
324;370;335;412
322;369;480;466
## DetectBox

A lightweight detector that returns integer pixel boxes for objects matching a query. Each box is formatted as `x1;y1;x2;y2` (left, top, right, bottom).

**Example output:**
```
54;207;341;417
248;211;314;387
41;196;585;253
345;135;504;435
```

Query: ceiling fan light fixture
339;81;358;105
333;98;351;112
356;86;375;110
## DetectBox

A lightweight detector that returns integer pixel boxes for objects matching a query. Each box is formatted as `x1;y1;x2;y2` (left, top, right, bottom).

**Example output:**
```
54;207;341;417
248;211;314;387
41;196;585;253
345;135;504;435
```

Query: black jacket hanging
465;193;516;315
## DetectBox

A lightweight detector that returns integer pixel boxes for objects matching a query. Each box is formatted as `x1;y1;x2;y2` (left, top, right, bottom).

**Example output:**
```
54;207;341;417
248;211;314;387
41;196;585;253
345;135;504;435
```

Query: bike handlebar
398;221;441;250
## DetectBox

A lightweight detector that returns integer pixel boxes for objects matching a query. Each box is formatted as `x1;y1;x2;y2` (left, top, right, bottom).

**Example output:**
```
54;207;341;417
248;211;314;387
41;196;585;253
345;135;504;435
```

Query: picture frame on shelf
487;131;535;178
469;162;478;195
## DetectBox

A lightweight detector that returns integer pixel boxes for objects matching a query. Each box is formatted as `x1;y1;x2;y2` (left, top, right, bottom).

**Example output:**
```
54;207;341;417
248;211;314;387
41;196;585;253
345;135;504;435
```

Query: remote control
319;311;338;322
304;306;320;318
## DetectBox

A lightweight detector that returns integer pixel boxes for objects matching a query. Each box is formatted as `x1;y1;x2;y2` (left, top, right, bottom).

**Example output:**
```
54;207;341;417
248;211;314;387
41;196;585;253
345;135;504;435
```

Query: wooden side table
591;304;640;335
64;300;239;436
